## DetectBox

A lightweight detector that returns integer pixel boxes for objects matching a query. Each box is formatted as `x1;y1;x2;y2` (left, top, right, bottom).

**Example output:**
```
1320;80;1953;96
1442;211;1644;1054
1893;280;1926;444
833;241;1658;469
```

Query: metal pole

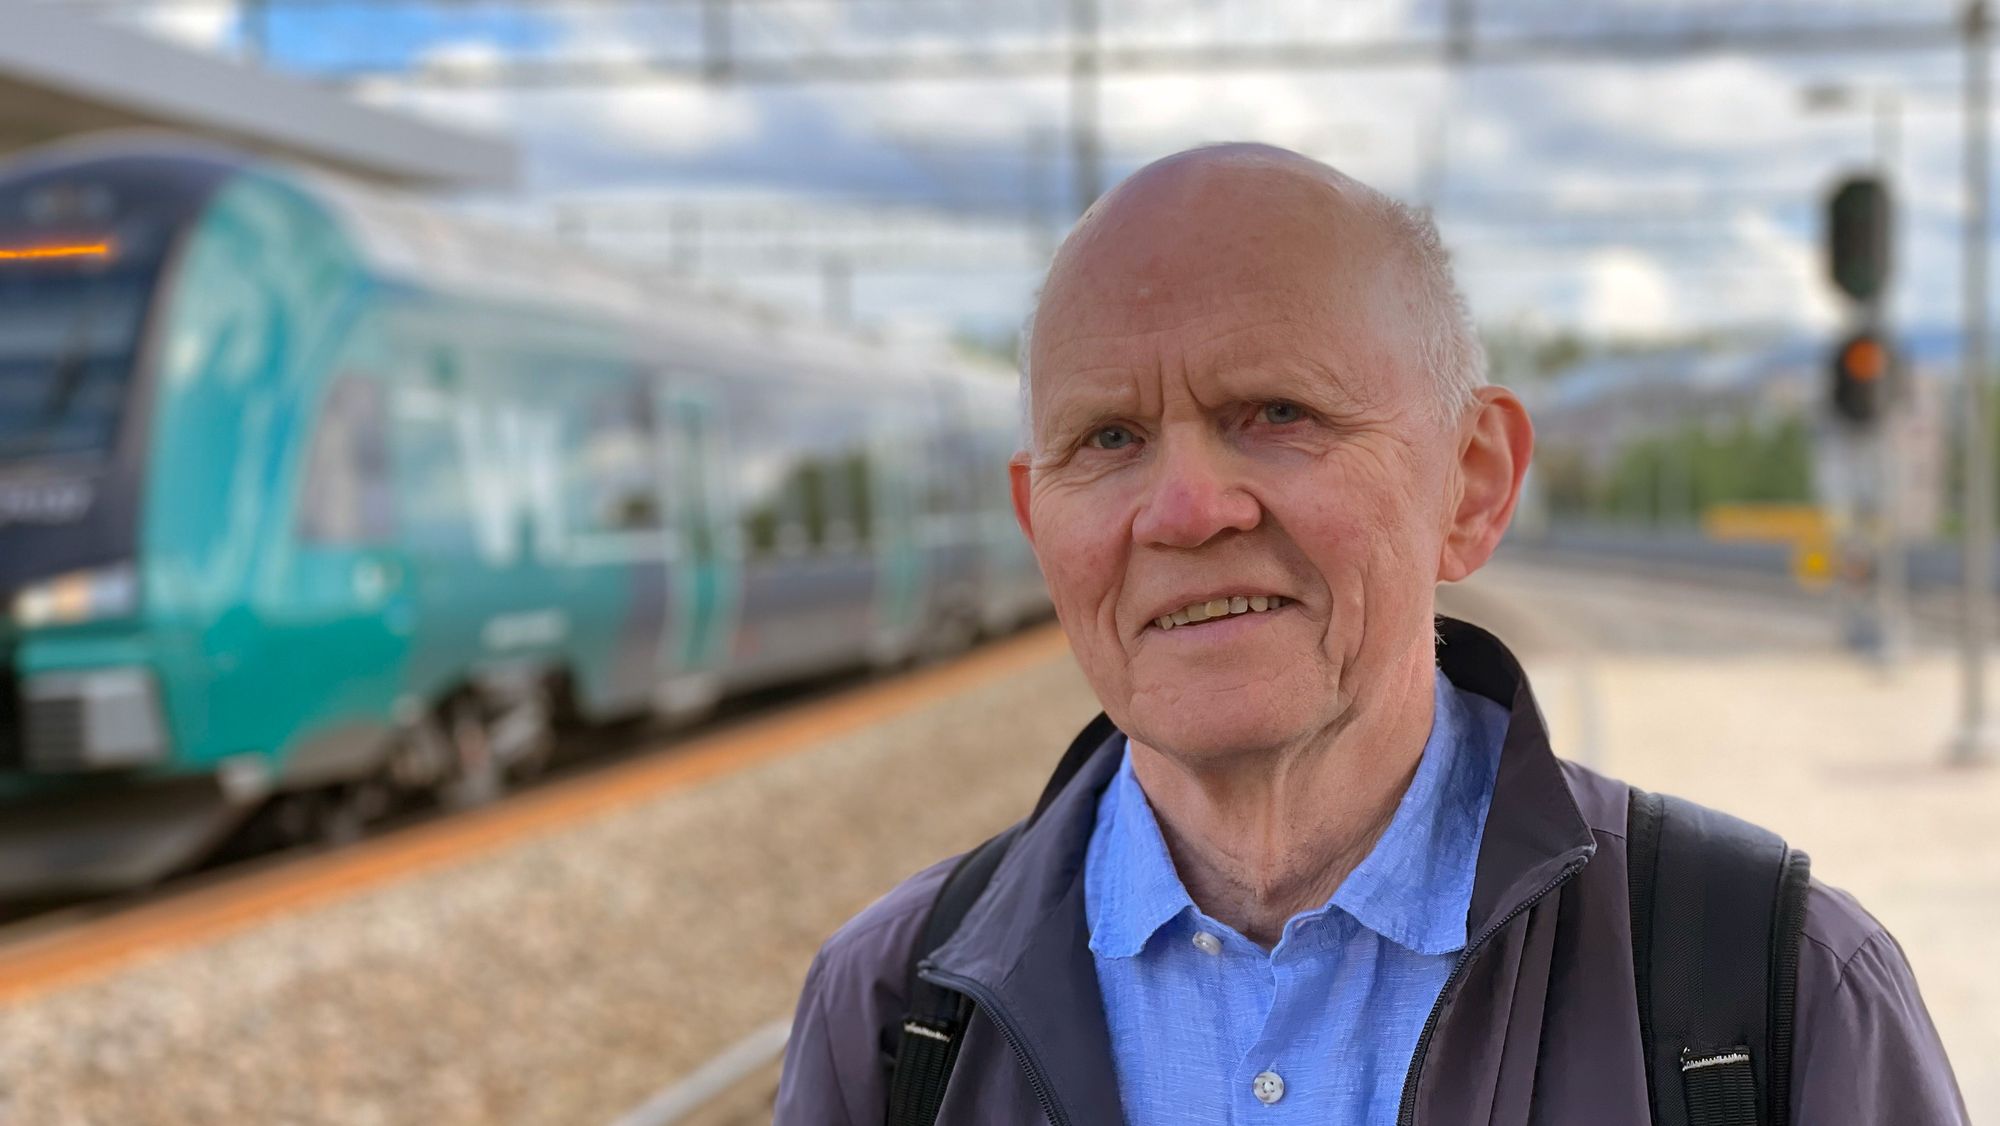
554;204;583;245
1876;90;1901;173
671;207;700;276
701;0;732;82
1878;394;1908;664
1878;96;1909;664
1069;0;1102;217
1955;0;1996;762
1419;110;1450;211
1447;0;1476;63
241;0;267;64
821;254;852;325
1028;128;1059;259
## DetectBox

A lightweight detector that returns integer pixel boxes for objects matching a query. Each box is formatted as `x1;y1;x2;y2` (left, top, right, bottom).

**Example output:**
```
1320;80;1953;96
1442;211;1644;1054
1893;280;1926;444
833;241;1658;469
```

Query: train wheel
498;683;557;785
313;784;378;847
437;697;505;810
921;608;980;664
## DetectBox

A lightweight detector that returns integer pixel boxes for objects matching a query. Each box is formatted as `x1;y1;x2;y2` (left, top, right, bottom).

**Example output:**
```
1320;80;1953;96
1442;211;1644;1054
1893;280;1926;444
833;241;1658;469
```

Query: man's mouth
1151;595;1289;631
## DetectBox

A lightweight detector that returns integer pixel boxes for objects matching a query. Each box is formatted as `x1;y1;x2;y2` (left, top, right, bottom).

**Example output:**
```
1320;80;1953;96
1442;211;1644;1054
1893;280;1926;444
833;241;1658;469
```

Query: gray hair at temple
1014;179;1487;451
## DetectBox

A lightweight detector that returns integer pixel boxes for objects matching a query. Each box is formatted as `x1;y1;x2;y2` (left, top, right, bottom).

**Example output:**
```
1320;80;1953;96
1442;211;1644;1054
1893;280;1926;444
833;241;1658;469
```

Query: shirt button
1252;1070;1285;1105
1191;931;1222;955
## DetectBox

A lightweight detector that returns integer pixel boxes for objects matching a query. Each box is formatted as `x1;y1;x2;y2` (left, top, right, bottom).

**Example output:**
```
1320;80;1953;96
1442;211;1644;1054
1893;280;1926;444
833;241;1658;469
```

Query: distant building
1528;328;1959;535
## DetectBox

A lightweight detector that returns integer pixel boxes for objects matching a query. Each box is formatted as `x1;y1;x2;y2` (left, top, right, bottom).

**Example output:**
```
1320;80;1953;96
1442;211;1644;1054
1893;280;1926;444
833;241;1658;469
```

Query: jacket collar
1433;616;1600;938
924;615;1597;1124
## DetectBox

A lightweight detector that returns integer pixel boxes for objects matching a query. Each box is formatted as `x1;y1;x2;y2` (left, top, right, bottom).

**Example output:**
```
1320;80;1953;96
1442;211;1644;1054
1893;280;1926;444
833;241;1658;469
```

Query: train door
280;372;417;781
388;335;489;704
867;399;928;665
563;368;671;716
654;385;738;718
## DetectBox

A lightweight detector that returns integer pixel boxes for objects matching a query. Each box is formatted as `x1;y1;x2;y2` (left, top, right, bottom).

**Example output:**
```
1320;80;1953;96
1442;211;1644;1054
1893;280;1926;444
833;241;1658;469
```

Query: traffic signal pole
1877;364;1909;666
1827;179;1897;659
1954;0;1995;764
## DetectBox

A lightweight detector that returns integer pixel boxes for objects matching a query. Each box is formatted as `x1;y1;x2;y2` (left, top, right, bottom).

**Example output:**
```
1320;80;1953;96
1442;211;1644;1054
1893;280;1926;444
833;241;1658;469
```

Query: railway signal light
1827;175;1893;303
1830;330;1894;426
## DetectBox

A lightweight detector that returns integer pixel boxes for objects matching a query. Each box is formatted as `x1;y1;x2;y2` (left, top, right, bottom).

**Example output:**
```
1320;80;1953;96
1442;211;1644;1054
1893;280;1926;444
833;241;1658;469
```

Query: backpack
883;784;1812;1126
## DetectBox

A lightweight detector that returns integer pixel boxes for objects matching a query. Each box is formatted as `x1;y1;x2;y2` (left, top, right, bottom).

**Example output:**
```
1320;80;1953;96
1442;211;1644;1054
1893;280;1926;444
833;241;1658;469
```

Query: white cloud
817;81;1058;148
114;5;237;52
1107;72;1444;190
357;47;760;168
1529;57;1806;153
419;39;510;76
1578;248;1678;336
1726;206;1840;330
320;3;1984;341
559;86;760;155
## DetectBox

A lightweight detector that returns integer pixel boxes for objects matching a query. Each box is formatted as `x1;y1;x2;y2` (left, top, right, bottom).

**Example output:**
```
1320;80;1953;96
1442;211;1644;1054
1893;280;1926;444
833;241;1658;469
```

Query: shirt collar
1083;666;1505;960
1085;749;1198;959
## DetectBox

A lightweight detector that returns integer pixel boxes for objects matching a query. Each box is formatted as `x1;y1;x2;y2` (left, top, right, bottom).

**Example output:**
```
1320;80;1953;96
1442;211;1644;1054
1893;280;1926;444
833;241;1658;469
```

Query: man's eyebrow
1041;382;1140;430
1209;356;1371;412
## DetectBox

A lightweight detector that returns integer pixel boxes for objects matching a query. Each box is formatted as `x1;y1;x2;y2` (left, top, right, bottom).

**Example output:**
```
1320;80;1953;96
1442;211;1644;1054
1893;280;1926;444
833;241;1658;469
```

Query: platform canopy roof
0;3;514;189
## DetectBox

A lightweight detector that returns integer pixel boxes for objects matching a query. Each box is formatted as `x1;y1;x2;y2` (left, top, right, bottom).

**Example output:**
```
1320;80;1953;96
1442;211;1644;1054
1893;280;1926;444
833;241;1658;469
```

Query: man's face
1014;196;1464;761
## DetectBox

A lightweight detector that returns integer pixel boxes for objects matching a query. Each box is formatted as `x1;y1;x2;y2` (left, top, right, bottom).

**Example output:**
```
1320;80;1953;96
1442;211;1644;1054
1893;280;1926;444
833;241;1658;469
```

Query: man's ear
1009;452;1036;547
1438;386;1534;583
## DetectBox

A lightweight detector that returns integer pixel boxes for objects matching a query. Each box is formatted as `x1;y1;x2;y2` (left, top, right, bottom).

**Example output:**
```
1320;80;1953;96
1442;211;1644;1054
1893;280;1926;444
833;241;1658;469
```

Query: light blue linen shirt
1082;667;1508;1124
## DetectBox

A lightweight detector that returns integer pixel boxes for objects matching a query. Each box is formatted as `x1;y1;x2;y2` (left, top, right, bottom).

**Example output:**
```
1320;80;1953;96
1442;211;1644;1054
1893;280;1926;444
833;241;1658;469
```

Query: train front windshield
0;168;181;465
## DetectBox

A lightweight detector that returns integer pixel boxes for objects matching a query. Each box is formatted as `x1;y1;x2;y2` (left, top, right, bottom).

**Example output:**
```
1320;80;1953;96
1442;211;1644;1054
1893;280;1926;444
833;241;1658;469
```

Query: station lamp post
1956;0;1996;764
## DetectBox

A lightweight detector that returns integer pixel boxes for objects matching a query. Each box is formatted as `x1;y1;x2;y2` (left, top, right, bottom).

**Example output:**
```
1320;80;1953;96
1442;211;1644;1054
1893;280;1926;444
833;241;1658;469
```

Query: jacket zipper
920;965;1074;1126
1394;856;1590;1126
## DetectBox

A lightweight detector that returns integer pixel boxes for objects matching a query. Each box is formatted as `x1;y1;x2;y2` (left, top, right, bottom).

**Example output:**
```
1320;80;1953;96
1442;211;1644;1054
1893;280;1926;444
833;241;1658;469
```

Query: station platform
0;559;1992;1124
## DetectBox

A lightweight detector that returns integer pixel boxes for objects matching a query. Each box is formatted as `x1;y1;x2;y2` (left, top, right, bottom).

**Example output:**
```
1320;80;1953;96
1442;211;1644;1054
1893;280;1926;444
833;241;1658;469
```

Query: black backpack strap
1628;788;1812;1126
883;821;1023;1126
882;712;1120;1125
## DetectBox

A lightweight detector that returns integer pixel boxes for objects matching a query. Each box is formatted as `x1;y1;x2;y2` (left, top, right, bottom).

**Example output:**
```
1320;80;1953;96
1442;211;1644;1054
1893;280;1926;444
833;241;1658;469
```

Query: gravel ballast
0;643;1100;1126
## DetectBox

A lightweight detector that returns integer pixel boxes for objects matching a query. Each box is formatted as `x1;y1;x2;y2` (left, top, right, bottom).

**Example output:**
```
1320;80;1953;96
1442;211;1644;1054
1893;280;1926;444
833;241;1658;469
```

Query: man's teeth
1154;595;1285;630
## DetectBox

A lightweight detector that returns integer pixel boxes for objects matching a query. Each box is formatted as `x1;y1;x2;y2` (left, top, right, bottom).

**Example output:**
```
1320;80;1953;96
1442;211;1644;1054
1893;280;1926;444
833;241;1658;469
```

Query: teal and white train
0;138;1046;899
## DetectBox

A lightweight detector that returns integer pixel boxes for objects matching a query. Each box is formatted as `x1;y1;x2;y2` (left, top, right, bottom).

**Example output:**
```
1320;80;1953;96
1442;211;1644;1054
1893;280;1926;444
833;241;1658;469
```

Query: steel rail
607;1018;792;1126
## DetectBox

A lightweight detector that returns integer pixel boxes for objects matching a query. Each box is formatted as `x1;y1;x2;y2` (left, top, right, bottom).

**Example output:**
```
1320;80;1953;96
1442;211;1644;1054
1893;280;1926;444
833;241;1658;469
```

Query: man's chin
1118;700;1322;766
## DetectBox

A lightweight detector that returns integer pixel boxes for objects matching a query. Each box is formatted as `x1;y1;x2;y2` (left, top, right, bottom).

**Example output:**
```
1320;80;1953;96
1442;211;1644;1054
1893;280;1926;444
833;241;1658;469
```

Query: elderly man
774;144;1965;1124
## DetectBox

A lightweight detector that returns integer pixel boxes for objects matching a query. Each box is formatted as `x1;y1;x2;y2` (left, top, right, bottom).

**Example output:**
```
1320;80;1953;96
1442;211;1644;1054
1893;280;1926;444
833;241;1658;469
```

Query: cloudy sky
103;0;1984;347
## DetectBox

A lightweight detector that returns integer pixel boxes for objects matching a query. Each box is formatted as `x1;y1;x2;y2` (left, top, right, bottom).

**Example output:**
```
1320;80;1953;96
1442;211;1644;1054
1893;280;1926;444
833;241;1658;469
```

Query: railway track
0;625;1069;1004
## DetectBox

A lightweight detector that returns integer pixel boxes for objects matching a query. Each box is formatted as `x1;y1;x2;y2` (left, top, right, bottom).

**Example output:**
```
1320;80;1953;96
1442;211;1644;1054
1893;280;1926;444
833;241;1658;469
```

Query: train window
843;450;873;546
300;377;395;545
799;395;872;555
743;457;814;560
821;456;858;552
569;383;662;534
798;459;830;548
744;504;780;558
0;166;183;464
775;457;812;558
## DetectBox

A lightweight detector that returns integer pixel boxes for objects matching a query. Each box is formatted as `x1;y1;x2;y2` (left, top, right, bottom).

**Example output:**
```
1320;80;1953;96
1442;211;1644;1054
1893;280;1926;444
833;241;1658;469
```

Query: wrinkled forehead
1027;200;1421;427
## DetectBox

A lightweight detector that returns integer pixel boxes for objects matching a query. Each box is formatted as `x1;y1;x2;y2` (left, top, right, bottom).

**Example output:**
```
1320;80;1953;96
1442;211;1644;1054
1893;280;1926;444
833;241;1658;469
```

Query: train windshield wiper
36;287;99;434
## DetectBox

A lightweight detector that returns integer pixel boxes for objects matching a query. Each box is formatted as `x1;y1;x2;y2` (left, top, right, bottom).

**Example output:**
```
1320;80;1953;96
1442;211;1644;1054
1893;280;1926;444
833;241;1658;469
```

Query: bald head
1020;143;1483;448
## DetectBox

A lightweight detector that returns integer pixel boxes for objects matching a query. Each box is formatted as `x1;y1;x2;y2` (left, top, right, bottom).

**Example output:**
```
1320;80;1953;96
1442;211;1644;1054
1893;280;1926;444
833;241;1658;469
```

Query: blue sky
109;0;1987;346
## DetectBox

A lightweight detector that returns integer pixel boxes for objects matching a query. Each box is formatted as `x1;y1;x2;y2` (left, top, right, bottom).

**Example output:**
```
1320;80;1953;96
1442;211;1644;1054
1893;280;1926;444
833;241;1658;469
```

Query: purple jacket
775;619;1968;1125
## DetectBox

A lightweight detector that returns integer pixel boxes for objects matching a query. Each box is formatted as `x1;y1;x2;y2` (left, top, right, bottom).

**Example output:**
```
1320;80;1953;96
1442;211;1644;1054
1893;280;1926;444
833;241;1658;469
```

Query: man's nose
1131;435;1260;548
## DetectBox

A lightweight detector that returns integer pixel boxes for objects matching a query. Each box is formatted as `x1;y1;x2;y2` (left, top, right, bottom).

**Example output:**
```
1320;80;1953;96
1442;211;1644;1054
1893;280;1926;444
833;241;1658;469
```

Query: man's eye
1260;401;1305;425
1089;425;1137;450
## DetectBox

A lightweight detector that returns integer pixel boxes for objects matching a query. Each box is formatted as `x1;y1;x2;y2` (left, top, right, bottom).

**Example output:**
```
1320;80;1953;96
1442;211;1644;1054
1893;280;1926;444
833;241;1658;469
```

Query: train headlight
11;562;138;629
